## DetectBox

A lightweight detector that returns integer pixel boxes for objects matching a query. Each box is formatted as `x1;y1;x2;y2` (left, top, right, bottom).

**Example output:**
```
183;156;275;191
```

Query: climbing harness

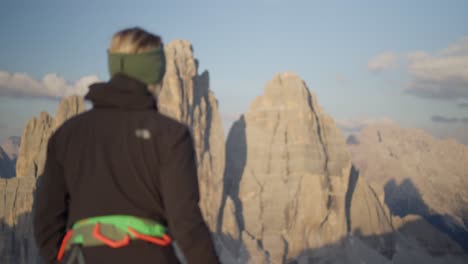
57;215;172;263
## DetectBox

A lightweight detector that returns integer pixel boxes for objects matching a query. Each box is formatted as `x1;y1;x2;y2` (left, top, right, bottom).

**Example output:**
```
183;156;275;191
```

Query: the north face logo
135;129;151;140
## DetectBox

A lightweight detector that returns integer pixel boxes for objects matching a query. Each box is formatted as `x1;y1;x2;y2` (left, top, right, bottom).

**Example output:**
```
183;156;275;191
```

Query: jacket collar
85;74;157;110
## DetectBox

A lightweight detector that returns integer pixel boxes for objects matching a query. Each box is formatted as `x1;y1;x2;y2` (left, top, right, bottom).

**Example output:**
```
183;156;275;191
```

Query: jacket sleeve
159;126;220;264
33;134;68;264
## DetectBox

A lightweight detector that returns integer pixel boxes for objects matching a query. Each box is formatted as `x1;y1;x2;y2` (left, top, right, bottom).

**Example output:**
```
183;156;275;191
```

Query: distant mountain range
348;123;468;253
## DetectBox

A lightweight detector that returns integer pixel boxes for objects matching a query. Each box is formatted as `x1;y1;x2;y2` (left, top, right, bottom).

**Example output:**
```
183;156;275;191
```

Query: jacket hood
85;74;157;110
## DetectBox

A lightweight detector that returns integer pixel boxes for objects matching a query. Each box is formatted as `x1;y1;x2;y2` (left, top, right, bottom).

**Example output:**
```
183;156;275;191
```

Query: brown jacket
33;74;219;264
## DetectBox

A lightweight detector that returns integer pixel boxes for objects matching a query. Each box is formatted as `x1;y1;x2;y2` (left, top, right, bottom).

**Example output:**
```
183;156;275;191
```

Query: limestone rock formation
15;96;85;178
53;96;86;130
150;40;225;230
219;72;468;263
220;72;353;262
14;112;53;178
348;123;468;252
347;170;395;257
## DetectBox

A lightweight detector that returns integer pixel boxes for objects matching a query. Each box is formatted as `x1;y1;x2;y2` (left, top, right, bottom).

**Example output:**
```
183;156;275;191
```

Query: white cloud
406;51;430;61
405;37;468;100
0;71;100;99
368;52;398;72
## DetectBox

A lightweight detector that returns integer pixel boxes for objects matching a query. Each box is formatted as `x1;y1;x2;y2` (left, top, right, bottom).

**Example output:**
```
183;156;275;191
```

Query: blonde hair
109;27;162;54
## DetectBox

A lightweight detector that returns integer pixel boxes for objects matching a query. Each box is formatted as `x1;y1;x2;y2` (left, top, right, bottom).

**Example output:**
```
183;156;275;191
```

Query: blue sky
1;0;467;143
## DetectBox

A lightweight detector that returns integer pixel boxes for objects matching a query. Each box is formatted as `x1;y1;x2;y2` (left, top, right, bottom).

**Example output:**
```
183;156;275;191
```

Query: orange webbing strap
57;230;73;261
128;227;172;246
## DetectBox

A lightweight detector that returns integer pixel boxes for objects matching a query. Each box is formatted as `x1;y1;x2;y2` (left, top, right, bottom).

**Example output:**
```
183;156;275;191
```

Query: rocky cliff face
149;40;225;230
14;112;53;179
219;72;358;262
15;96;85;178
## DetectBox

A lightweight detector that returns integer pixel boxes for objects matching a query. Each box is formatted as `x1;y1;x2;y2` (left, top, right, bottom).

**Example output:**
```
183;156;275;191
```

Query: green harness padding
65;215;168;250
108;47;166;85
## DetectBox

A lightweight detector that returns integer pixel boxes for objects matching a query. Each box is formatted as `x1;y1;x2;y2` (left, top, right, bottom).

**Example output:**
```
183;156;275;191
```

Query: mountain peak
249;71;321;113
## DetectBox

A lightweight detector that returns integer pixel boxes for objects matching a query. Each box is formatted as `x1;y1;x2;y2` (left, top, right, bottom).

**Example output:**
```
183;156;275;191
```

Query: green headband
108;46;166;85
